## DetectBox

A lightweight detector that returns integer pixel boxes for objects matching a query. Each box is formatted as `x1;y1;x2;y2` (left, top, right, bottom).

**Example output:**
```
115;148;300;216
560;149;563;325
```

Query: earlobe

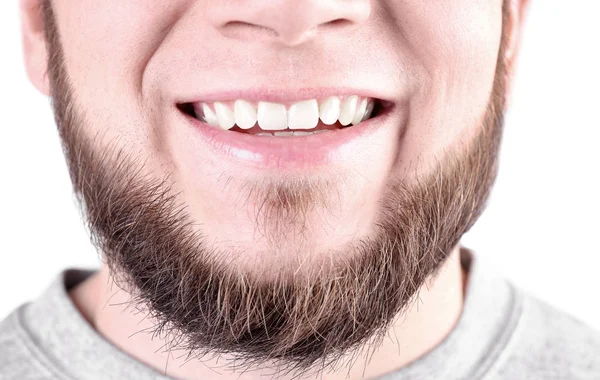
20;0;51;96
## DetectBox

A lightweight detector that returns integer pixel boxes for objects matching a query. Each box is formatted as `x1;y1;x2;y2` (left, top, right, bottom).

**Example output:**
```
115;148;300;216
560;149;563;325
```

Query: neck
70;245;465;380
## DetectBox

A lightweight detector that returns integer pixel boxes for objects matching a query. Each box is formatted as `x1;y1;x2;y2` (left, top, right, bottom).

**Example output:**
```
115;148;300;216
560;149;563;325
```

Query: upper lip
175;87;394;106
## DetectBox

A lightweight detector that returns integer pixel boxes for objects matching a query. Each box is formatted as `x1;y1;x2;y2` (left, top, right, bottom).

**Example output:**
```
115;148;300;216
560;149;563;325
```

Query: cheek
51;0;190;158
389;1;503;174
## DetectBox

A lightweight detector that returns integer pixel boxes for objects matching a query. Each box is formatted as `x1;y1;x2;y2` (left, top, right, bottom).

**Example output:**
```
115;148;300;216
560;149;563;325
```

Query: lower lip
180;108;393;170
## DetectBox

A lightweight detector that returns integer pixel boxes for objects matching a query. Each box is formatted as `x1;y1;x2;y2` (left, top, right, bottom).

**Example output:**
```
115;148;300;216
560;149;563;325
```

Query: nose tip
214;0;371;47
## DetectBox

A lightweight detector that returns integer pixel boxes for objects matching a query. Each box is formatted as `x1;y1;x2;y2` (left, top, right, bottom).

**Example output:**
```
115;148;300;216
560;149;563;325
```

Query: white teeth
201;104;219;127
319;96;341;125
274;131;294;137
292;131;313;136
234;100;257;130
288;100;319;130
362;100;375;122
214;102;235;130
338;96;358;126
352;98;368;126
256;130;328;137
257;102;288;131
196;95;376;132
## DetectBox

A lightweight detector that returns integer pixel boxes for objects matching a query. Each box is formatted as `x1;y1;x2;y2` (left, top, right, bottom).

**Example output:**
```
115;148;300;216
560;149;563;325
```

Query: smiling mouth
178;96;388;137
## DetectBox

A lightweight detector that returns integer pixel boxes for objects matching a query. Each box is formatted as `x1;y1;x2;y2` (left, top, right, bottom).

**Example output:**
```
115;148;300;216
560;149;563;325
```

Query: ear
503;0;531;109
20;0;51;96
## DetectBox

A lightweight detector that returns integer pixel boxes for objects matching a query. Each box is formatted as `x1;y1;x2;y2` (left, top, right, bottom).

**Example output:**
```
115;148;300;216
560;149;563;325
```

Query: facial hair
42;0;508;376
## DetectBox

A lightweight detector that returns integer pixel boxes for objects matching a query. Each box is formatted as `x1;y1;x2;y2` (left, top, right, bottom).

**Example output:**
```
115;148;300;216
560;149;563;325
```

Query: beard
42;0;508;376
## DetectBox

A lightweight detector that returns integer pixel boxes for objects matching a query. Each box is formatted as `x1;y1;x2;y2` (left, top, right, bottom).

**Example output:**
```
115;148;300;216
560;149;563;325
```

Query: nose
210;0;371;47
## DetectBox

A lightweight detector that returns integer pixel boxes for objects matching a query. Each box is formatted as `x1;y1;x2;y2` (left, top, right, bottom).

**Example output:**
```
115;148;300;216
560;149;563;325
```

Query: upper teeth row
193;96;375;131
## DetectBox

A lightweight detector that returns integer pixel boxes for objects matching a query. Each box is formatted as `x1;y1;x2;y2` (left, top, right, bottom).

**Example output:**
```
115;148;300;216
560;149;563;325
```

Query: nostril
323;18;353;29
312;18;355;35
221;21;279;40
210;0;371;45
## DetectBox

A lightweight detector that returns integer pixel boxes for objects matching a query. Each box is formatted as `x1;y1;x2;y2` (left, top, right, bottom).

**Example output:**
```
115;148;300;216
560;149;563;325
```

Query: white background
1;1;599;329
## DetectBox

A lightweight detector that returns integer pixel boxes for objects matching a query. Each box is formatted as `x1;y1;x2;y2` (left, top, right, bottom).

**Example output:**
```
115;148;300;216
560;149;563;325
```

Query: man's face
31;0;511;374
46;0;503;266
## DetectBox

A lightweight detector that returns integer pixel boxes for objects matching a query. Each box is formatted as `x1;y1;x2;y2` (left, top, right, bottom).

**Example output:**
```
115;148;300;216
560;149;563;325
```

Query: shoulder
491;290;600;380
0;305;60;380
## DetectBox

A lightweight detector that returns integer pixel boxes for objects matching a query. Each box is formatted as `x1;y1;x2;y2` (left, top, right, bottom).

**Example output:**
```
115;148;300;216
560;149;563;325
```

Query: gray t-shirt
1;249;599;380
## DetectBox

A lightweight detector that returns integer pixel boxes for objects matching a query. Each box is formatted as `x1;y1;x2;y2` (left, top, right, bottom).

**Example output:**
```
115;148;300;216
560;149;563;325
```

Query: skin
20;0;528;379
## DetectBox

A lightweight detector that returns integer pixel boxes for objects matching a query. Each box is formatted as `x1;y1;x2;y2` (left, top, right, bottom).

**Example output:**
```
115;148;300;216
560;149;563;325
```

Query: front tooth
257;102;288;131
288;100;319;130
351;98;368;126
214;102;235;130
234;100;257;130
319;96;341;125
274;131;294;137
338;96;358;126
201;104;219;127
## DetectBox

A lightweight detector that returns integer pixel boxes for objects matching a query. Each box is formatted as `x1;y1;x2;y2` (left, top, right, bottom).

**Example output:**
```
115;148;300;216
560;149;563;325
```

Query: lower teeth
256;130;329;137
